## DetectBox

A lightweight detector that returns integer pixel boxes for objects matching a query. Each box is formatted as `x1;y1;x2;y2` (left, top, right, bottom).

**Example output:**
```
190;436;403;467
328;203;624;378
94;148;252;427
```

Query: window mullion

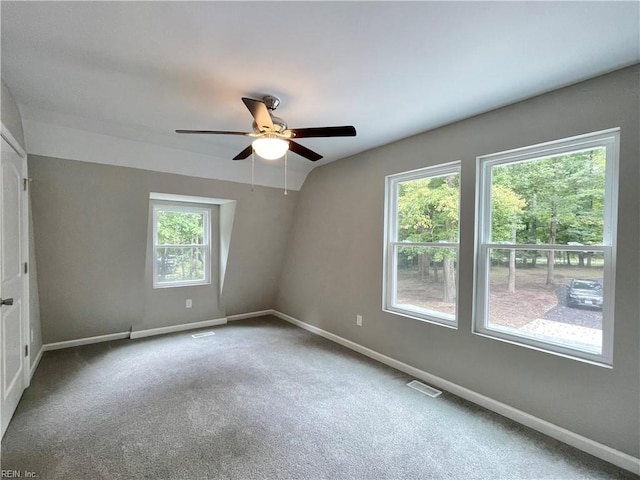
482;244;607;252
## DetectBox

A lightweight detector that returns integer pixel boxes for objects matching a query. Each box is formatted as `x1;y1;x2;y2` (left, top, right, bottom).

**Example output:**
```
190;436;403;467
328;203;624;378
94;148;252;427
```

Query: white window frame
384;161;461;328
474;129;619;366
152;204;211;288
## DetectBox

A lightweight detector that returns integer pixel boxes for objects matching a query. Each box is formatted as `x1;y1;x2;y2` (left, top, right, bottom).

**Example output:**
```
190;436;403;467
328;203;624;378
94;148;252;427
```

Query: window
475;129;619;365
384;162;461;327
153;204;211;288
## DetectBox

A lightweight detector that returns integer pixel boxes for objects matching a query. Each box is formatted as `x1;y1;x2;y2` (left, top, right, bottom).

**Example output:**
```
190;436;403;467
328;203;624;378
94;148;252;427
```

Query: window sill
153;281;211;289
471;329;612;368
383;307;458;330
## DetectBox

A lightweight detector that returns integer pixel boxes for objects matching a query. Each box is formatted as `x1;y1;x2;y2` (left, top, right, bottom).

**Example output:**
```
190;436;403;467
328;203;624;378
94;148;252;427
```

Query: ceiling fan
176;95;356;162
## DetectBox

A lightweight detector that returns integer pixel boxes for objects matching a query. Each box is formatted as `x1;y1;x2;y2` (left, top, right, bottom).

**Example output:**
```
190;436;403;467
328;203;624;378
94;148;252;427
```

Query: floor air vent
192;331;216;339
407;380;442;398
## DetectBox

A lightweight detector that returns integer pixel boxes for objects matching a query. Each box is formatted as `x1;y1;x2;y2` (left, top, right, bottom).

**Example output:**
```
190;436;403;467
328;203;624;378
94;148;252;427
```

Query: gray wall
1;78;42;369
28;156;298;343
275;66;640;456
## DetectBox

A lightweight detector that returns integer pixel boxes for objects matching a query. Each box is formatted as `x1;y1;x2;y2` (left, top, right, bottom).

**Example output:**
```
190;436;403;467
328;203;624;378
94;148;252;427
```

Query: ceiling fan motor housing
253;116;287;134
251;95;287;134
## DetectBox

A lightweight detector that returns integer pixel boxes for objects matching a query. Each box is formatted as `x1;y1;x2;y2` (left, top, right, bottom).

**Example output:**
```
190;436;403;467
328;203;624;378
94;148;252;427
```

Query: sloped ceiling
2;1;639;189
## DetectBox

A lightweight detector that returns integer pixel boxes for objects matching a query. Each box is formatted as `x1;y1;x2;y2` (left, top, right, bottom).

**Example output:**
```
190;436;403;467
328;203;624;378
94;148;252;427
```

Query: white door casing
1;124;30;438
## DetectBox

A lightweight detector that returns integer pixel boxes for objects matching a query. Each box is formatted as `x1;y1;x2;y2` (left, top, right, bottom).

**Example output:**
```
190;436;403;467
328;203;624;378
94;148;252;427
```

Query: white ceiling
2;1;639;187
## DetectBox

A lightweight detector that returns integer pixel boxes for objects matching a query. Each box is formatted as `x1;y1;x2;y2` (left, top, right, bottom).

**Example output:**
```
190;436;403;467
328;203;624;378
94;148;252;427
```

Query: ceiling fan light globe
252;137;289;160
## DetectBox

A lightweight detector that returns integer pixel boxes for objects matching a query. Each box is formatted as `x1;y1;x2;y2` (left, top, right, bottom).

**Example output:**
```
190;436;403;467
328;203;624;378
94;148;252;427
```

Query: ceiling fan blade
288;141;323;162
233;145;254;160
242;97;274;132
176;130;249;135
286;126;356;138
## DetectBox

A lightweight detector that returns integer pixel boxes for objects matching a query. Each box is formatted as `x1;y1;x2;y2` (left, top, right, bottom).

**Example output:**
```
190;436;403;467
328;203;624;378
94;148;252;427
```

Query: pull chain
251;150;255;192
284;150;288;196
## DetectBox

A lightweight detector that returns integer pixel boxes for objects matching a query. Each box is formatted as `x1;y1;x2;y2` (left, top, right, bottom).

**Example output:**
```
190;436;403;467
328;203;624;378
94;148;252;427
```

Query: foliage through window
385;162;460;326
153;204;211;288
475;130;618;364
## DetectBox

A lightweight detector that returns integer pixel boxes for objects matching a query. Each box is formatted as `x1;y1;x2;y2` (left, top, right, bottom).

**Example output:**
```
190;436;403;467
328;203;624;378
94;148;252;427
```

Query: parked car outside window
566;279;603;309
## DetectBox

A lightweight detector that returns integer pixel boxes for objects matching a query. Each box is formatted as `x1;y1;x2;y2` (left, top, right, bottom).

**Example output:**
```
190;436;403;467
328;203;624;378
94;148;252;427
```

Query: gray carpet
1;316;636;479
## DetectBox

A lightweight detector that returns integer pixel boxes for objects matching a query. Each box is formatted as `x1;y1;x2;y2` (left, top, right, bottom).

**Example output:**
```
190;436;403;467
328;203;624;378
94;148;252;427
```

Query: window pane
490;147;606;245
486;248;604;353
395;245;457;321
157;211;205;245
397;174;460;242
156;246;206;284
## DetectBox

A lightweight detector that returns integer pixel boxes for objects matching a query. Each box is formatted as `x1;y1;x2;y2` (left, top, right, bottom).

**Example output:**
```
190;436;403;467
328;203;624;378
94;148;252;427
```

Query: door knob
0;298;14;306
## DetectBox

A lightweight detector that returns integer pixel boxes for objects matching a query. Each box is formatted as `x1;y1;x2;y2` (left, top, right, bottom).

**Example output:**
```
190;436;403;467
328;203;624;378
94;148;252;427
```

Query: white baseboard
43;331;131;351
40;317;229;349
29;345;44;381
226;310;273;322
265;309;639;475
130;317;227;339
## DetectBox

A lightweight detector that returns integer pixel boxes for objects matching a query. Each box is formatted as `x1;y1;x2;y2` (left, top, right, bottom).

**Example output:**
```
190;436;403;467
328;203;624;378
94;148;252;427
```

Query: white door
1;133;28;437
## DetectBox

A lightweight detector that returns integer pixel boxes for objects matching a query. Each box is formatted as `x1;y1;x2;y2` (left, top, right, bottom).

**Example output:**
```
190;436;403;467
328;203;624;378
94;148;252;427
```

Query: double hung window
153;204;211;288
384;162;461;327
474;130;619;364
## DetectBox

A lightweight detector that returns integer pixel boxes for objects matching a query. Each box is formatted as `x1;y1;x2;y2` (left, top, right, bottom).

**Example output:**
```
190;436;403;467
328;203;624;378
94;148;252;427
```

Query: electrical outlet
356;315;363;327
186;299;192;308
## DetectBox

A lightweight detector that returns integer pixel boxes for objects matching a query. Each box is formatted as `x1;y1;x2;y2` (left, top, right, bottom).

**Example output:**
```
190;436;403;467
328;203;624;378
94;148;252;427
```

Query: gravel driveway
543;285;603;330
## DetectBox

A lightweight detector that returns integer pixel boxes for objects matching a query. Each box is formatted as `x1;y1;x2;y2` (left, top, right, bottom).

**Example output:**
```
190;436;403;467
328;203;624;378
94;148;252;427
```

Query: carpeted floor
1;316;637;479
